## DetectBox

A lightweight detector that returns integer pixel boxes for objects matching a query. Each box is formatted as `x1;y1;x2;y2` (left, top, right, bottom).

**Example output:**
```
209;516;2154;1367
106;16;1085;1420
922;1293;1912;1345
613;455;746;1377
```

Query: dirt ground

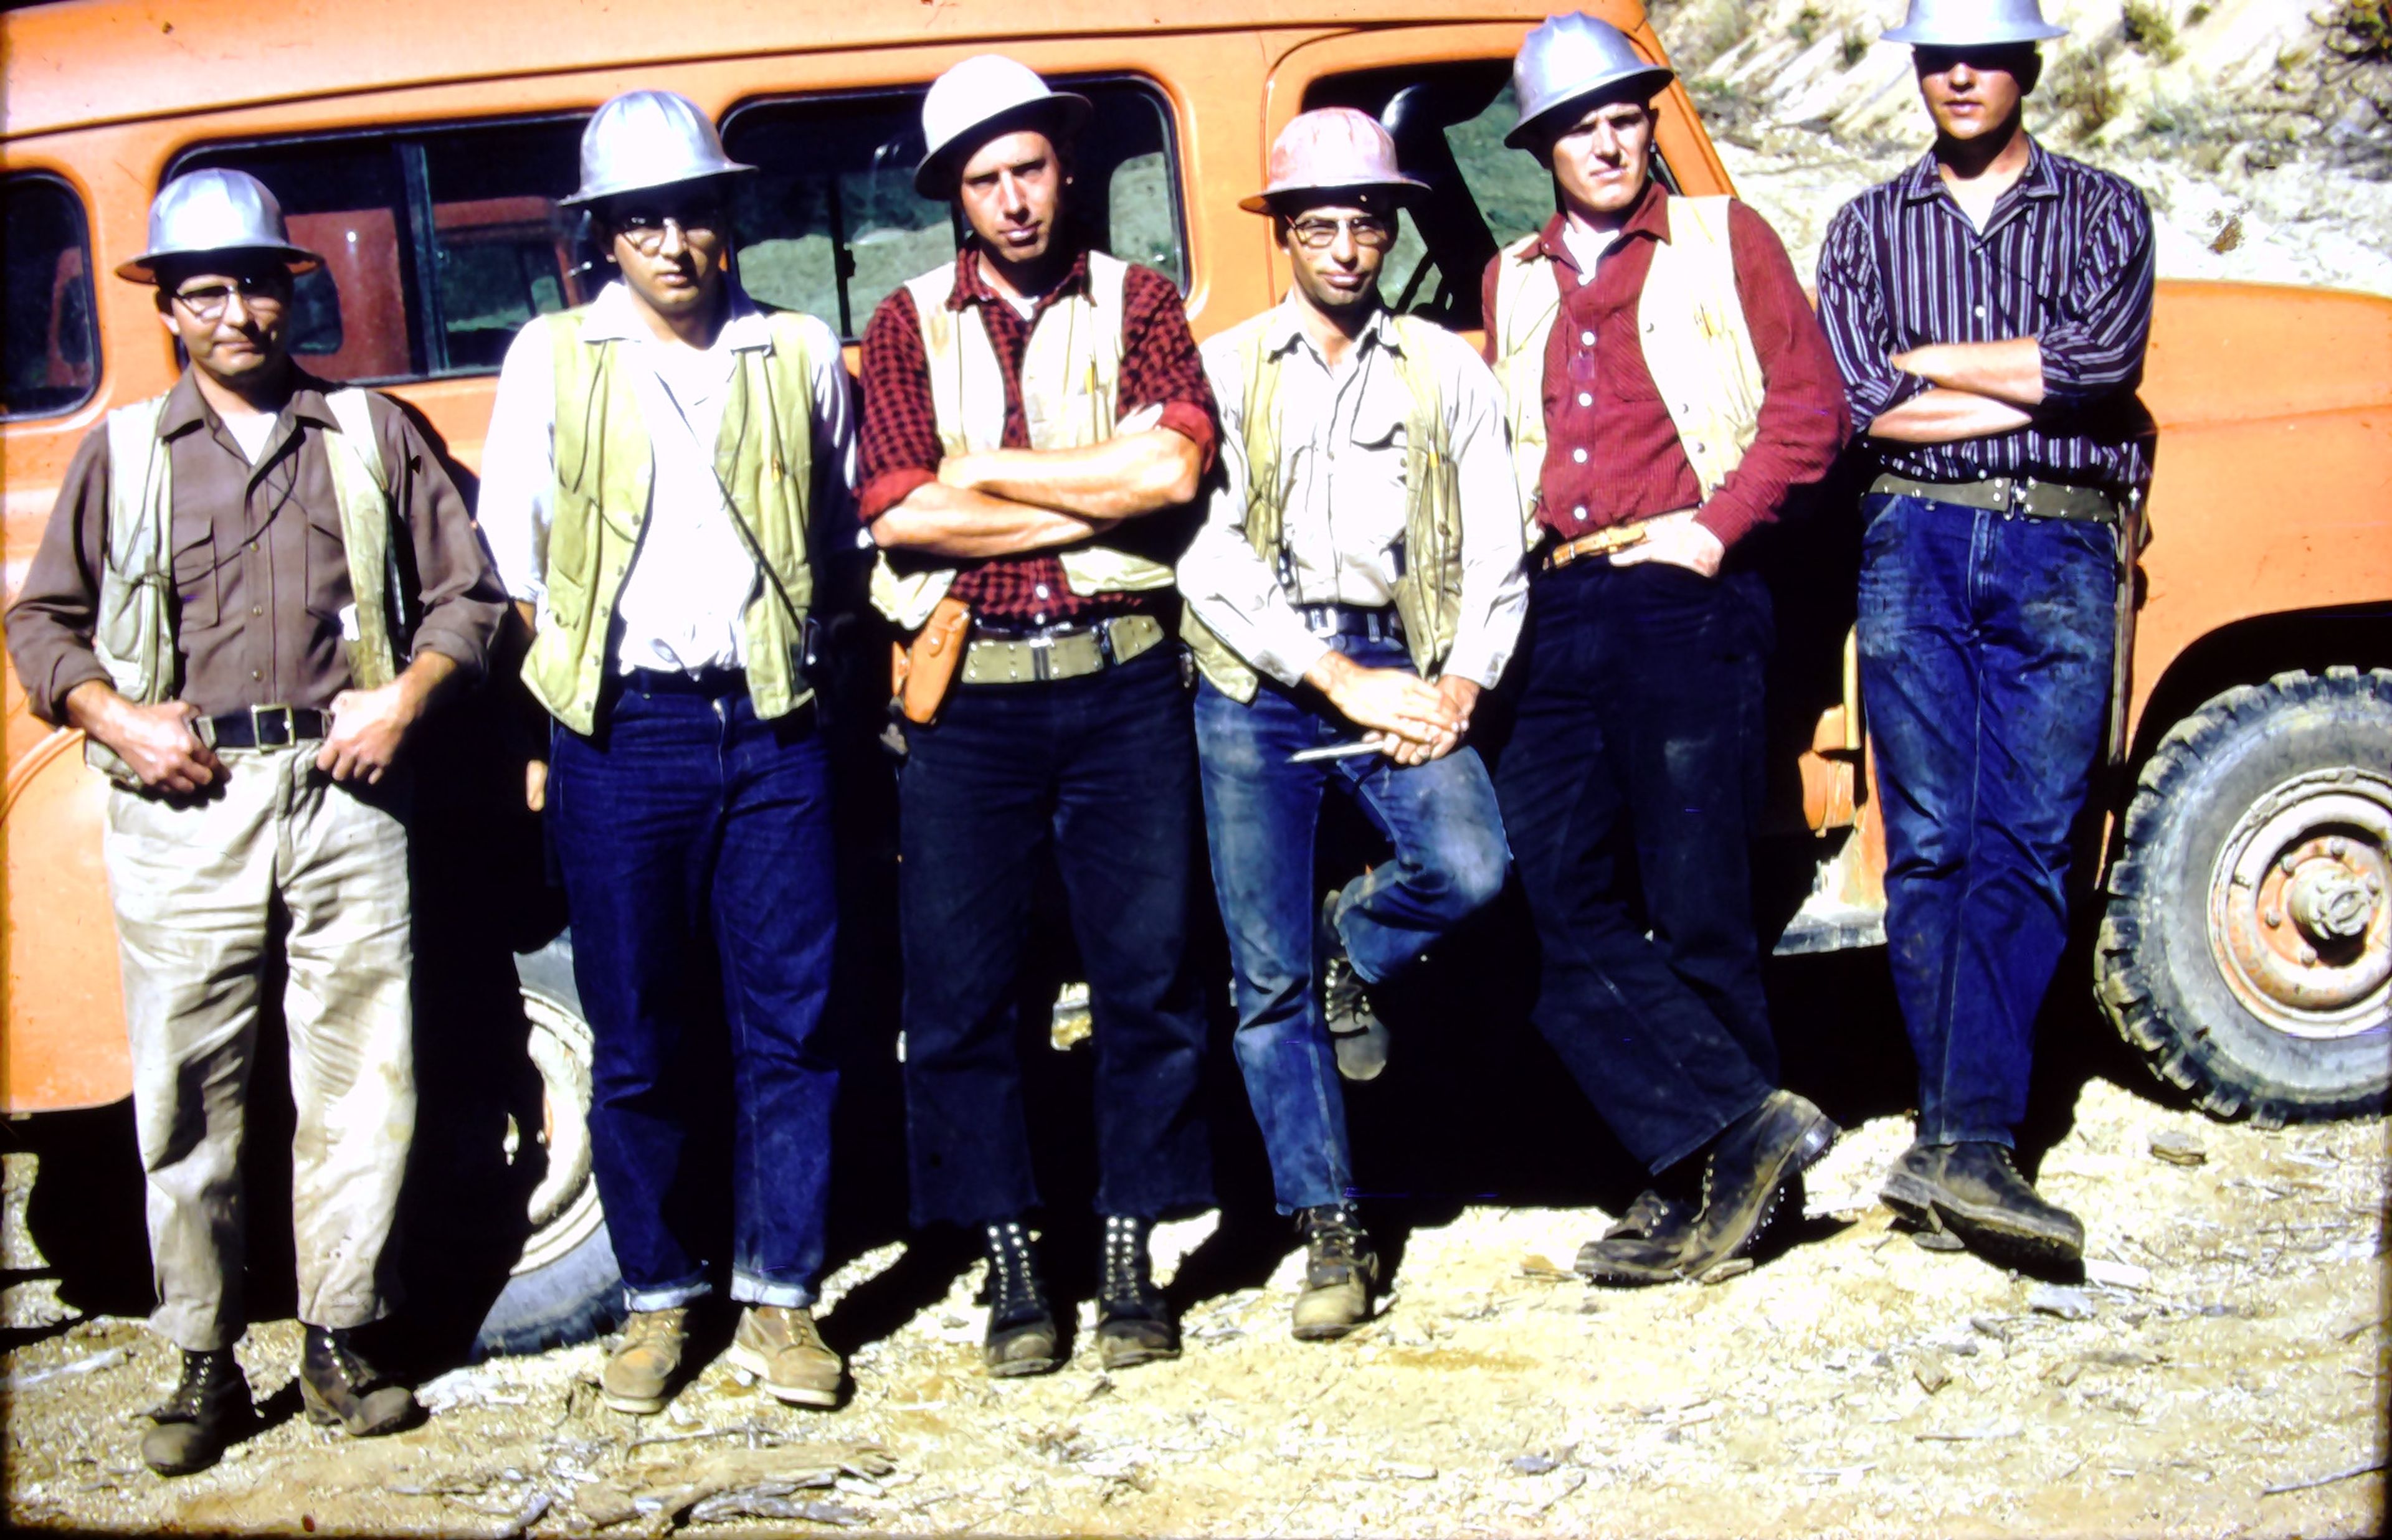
4;1074;2384;1538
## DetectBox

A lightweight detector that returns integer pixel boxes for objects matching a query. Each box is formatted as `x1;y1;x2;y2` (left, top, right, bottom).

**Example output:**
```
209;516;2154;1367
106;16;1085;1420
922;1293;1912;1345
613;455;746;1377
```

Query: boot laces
984;1220;1048;1316
1101;1214;1162;1309
1299;1203;1364;1270
152;1349;236;1422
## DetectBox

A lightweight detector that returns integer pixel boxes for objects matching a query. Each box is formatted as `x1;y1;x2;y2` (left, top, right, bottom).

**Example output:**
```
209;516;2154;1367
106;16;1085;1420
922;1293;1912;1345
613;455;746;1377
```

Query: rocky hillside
1644;0;2392;296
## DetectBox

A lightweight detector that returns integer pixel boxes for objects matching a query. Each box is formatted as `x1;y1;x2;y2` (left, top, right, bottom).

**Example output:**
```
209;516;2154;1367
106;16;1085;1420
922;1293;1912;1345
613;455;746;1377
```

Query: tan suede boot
601;1306;688;1414
727;1305;842;1407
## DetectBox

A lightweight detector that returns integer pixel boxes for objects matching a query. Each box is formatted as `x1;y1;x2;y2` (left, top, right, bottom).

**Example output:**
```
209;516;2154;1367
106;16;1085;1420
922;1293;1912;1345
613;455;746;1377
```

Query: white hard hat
1506;12;1676;152
561;89;754;207
117;168;323;285
915;55;1093;199
1884;0;2069;46
1240;109;1430;214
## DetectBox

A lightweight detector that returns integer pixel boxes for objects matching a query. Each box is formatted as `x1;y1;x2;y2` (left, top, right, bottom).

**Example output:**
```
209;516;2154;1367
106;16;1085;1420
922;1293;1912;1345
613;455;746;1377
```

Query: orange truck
4;0;2386;1351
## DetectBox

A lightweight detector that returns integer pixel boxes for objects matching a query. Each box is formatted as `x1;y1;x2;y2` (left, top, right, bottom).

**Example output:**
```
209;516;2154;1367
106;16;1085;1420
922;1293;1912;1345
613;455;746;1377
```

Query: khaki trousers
103;747;415;1351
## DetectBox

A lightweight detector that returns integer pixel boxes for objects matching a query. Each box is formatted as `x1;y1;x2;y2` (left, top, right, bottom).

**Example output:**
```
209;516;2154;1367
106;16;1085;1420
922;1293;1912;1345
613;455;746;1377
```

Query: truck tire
2097;668;2392;1125
472;933;624;1357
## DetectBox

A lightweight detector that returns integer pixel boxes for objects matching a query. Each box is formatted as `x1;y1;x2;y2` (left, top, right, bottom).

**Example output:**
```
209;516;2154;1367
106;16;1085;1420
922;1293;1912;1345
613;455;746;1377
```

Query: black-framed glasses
1288;214;1395;251
171;273;290;321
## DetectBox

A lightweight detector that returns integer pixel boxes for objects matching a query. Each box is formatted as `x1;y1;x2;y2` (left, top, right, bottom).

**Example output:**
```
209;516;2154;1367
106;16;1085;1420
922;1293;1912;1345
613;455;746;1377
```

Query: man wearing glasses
1177;108;1523;1340
1482;14;1849;1288
7;168;505;1473
479;88;858;1414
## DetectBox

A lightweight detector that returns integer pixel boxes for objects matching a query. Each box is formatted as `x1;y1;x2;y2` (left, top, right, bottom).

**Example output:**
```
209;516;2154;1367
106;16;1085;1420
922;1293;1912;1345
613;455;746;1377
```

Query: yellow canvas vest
1181;312;1466;704
90;387;396;785
523;306;819;735
1489;196;1766;532
868;250;1177;630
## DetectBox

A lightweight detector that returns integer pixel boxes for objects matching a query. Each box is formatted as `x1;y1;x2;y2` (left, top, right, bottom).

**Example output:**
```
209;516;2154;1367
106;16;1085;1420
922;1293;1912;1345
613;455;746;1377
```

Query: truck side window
725;75;1188;342
173;118;591;384
1304;63;1677;330
1;174;100;420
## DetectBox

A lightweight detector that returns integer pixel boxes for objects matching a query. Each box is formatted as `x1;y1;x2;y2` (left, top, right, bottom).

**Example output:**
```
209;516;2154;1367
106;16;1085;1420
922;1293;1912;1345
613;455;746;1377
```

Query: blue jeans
896;645;1213;1228
548;679;839;1310
1493;562;1780;1174
1194;635;1510;1212
1857;494;2118;1146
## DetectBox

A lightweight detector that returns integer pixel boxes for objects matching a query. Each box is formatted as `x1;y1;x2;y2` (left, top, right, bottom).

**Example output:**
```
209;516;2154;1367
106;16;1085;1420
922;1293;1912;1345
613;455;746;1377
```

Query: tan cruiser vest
868;250;1177;630
1182;312;1466;704
91;387;396;785
1489;196;1765;533
523;306;819;735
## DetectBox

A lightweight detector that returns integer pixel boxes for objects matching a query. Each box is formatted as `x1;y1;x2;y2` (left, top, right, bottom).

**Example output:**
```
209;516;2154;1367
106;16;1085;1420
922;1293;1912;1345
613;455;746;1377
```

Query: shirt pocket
305;498;358;628
171;524;221;634
1611;315;1664;403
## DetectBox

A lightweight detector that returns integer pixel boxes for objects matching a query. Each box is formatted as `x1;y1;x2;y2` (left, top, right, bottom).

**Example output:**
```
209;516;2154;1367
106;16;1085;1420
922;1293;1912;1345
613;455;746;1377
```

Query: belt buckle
251;704;295;749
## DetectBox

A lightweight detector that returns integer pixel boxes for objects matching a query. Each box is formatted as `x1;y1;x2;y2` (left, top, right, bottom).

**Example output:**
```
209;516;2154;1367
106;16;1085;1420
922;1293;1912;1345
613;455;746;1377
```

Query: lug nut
2298;944;2319;966
2280;852;2300;875
2263;907;2283;927
2327;837;2348;859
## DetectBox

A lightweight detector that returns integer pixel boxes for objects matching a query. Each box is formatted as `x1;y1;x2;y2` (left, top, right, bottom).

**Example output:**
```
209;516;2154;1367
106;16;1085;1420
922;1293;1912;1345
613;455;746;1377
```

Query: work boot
1573;1189;1700;1287
139;1347;255;1476
1320;892;1388;1082
728;1305;842;1407
1291;1202;1380;1341
1094;1214;1179;1370
981;1219;1060;1377
1881;1140;2086;1270
297;1326;416;1437
600;1306;688;1414
1674;1090;1840;1278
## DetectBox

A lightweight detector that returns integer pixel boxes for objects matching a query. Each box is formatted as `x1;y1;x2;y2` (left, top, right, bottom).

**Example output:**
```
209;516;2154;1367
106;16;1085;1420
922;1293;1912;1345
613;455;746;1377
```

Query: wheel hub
2211;768;2392;1039
513;991;606;1276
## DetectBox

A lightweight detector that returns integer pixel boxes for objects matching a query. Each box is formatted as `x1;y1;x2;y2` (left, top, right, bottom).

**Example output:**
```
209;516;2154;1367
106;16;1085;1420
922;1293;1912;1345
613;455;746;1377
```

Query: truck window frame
1;170;102;422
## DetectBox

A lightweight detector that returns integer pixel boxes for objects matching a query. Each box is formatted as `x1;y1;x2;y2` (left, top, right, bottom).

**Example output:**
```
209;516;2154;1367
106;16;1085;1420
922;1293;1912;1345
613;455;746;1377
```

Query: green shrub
2046;51;2122;138
1841;28;1871;67
2123;2;2183;63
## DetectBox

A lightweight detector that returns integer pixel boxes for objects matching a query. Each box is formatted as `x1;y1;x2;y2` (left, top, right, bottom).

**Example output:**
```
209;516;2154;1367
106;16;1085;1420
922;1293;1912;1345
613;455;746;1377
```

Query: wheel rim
508;990;605;1275
2209;766;2392;1041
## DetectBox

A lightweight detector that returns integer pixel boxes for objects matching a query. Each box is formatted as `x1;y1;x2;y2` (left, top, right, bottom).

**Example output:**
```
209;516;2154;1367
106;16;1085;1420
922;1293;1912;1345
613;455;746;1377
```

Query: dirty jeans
104;747;415;1353
548;679;839;1310
897;645;1213;1229
1493;560;1780;1174
1195;634;1509;1212
1857;493;2117;1146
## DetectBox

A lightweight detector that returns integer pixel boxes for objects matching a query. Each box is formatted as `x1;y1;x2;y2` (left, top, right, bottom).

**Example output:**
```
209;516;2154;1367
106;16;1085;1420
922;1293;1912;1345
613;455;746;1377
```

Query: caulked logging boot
139;1346;255;1476
1094;1214;1179;1370
982;1219;1060;1377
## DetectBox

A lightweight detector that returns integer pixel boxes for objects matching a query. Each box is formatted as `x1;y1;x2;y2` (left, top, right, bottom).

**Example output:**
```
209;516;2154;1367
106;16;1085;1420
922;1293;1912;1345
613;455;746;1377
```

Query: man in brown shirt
5;169;503;1476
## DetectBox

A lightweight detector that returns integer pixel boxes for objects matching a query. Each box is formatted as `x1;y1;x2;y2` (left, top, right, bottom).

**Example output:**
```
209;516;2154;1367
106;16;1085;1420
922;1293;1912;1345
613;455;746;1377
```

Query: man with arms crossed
480;90;859;1411
7;169;504;1472
1483;14;1850;1287
859;56;1217;1376
1817;0;2156;1269
1180;108;1524;1339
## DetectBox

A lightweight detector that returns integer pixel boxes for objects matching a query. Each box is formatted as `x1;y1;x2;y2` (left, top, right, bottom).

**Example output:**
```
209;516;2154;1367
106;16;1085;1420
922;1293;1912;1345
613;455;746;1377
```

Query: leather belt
625;665;747;697
1870;471;2120;524
960;615;1167;686
199;704;328;750
1294;603;1404;643
1540;520;1654;571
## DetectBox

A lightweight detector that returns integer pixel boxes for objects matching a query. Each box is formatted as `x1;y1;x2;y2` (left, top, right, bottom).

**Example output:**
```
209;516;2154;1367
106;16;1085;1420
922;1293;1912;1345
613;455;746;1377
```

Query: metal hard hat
1506;12;1677;151
914;54;1093;199
115;168;323;284
1884;0;2069;45
561;89;753;207
1239;108;1431;214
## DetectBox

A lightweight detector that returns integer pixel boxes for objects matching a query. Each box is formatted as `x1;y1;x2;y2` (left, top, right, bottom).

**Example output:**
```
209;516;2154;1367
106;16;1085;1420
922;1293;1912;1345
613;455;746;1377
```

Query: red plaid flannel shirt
857;245;1218;626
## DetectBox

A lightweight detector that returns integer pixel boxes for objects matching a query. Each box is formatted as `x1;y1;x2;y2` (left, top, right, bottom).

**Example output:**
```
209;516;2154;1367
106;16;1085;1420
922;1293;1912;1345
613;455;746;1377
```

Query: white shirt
1180;299;1526;689
478;280;858;675
1560;217;1621;284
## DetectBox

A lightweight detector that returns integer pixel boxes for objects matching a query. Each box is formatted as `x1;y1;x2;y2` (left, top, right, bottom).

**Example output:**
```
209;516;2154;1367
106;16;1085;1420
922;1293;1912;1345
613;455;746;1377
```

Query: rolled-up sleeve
1119;265;1220;474
1439;341;1527;690
4;427;116;725
1816;199;1925;433
2038;181;2155;411
855;287;942;522
381;399;505;684
477;318;559;605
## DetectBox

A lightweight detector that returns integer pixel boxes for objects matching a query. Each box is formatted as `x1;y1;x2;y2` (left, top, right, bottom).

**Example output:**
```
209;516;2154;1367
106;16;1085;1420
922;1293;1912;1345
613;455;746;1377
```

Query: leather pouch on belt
891;595;972;725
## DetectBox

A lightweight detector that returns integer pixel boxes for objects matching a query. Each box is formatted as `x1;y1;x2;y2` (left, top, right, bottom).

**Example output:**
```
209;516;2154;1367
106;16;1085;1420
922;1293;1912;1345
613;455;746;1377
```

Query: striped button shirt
1815;139;2156;494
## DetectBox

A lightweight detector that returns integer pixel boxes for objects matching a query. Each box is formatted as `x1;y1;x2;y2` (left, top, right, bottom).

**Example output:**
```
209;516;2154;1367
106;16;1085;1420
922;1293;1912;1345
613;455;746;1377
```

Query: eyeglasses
1288;215;1396;251
170;274;289;321
610;205;726;253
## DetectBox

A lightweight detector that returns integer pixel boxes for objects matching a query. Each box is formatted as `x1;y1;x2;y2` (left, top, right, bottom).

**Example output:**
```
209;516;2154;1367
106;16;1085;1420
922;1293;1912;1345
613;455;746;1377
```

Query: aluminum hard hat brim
1236;175;1432;215
913;93;1093;199
1884;19;2067;42
115;243;325;285
559;160;757;209
1504;65;1676;150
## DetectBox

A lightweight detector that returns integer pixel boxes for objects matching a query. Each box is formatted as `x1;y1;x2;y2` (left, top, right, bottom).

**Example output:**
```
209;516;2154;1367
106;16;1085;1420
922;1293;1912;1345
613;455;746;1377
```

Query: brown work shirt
7;369;505;724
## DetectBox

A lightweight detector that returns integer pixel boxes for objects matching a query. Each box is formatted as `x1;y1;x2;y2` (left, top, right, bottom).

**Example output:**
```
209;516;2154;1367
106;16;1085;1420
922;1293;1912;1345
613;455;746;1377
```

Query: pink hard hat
1238;108;1431;215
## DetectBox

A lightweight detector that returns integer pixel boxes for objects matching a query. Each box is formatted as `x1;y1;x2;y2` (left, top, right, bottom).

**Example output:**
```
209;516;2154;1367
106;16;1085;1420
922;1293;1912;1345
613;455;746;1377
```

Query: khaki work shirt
7;369;506;724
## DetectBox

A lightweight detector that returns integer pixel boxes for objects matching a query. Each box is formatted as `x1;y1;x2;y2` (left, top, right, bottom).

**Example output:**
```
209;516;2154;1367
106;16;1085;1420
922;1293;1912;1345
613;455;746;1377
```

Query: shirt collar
944;242;1094;316
1531;177;1671;273
1902;136;2063;207
156;367;339;440
1261;293;1400;364
577;278;771;350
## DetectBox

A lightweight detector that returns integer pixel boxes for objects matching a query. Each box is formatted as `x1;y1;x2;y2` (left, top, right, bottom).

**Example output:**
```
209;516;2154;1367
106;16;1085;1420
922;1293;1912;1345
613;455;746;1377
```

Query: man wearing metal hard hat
857;53;1219;1379
1818;1;2157;1272
1482;13;1850;1289
1177;107;1526;1341
6;168;506;1473
478;88;860;1413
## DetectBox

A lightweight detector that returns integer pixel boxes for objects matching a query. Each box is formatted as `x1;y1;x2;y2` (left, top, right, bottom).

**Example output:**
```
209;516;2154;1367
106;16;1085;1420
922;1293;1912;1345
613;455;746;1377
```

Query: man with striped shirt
1816;0;2157;1270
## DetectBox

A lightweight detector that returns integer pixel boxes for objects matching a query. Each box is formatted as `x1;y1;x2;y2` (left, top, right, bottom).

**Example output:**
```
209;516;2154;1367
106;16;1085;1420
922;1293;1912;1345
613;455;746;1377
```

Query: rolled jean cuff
622;1275;712;1313
729;1273;817;1310
1916;1123;2017;1151
1646;1085;1774;1178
